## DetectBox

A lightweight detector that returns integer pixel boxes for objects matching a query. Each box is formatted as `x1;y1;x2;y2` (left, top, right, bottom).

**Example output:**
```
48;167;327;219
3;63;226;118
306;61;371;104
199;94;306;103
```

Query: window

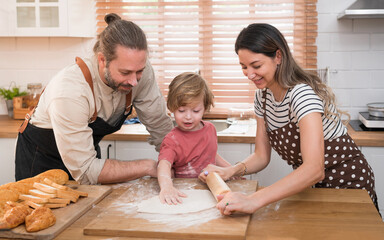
95;0;317;115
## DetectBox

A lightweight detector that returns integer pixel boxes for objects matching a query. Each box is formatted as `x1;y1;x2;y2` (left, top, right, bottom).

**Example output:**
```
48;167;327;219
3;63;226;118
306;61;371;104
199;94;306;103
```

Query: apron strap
261;89;269;131
19;57;133;133
125;91;132;114
76;57;133;119
18;106;36;133
75;57;98;122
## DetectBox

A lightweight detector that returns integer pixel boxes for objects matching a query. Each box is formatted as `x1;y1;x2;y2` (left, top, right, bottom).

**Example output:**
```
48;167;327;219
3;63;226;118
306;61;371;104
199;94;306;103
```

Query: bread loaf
0;189;19;204
19;194;49;204
25;207;56;232
0;201;32;229
0;169;69;198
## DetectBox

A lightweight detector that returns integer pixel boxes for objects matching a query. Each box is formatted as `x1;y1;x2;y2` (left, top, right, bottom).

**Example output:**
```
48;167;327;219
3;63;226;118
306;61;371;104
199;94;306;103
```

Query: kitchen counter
0;115;256;143
1;115;384;146
53;178;384;240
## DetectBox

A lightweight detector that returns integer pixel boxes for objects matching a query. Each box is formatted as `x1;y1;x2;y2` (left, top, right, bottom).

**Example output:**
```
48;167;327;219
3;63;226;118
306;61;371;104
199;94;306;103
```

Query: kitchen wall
0;0;383;118
317;0;384;119
0;37;96;114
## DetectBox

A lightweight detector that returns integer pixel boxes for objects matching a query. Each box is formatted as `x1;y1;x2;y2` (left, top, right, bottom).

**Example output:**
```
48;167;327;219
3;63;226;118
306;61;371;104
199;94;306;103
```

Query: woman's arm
217;112;325;215
199;116;272;181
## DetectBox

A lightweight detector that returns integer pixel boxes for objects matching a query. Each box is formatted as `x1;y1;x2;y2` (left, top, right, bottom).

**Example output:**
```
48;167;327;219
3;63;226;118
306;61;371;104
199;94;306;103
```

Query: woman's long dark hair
235;23;349;122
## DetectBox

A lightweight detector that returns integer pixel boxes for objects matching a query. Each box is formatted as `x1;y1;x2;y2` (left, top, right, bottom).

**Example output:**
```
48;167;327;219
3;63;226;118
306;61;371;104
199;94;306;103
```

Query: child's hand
159;187;187;205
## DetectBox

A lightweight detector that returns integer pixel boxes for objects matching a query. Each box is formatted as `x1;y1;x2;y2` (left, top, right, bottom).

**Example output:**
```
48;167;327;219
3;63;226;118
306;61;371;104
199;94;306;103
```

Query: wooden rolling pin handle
206;172;231;202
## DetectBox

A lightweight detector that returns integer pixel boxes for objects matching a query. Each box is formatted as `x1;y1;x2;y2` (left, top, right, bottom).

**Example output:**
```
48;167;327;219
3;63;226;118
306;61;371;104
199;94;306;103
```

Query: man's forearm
97;158;157;184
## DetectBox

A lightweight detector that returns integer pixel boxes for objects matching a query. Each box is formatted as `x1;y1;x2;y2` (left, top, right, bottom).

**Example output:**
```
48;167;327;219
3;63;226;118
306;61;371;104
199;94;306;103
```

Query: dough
137;190;217;214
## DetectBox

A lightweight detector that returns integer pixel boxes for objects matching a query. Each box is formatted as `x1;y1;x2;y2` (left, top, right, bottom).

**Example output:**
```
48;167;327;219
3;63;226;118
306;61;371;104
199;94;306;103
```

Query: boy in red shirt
157;72;231;205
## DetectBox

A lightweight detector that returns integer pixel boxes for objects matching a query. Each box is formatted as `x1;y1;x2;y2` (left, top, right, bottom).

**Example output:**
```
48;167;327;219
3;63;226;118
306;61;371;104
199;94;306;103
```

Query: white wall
317;0;384;119
0;0;383;118
0;37;95;113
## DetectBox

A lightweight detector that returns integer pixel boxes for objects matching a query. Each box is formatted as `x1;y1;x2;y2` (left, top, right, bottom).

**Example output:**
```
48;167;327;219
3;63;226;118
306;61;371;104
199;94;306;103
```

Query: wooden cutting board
84;178;258;240
0;184;112;240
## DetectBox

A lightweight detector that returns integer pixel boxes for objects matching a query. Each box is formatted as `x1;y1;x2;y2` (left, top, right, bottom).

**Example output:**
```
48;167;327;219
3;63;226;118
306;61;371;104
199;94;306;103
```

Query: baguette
33;182;58;194
44;178;88;197
23;201;43;209
24;200;67;209
29;189;56;199
47;198;70;205
0;189;19;203
19;194;49;204
67;188;88;197
45;203;67;209
31;169;69;185
56;189;79;203
43;178;67;190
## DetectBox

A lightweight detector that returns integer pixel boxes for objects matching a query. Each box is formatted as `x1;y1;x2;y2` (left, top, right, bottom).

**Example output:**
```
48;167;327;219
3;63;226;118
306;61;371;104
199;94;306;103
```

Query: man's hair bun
104;13;121;25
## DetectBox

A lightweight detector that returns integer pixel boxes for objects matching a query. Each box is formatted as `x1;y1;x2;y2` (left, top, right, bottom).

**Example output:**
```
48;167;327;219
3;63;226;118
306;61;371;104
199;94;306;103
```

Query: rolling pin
206;172;231;201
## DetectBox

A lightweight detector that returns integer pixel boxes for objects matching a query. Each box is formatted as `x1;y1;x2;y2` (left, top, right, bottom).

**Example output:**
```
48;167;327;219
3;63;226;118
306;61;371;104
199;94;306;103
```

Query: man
15;13;173;184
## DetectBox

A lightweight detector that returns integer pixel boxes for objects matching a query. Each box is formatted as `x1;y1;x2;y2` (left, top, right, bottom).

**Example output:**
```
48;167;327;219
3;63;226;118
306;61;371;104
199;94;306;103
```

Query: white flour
107;179;224;229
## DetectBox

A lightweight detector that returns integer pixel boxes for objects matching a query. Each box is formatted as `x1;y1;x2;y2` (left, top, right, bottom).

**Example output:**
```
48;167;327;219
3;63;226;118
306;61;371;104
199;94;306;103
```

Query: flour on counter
137;189;216;214
107;179;224;229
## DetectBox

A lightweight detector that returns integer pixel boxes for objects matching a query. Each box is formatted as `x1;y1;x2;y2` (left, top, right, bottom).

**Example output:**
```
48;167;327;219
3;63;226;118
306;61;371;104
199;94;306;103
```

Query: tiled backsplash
0;0;383;119
317;0;384;119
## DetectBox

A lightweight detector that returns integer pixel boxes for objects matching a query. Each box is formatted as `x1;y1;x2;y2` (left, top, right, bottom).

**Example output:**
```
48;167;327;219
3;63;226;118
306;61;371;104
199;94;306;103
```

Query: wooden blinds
95;0;318;111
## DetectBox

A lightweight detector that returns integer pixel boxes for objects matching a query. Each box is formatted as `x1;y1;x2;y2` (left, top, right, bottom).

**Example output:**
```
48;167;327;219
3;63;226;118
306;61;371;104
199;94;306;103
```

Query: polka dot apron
262;90;379;211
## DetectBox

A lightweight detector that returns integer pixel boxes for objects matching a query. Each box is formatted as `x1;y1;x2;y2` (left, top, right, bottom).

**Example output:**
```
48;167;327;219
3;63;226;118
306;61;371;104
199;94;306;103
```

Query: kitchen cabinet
115;141;159;161
361;146;384;219
0;0;95;37
217;142;255;179
251;144;293;187
99;140;115;159
0;138;17;185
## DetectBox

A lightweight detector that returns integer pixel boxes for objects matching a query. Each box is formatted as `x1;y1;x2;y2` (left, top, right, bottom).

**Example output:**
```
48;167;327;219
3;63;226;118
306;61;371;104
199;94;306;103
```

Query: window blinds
95;0;317;112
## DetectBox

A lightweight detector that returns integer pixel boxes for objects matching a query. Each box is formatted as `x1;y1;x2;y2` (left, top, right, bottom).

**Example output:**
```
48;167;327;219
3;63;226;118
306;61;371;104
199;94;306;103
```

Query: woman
199;23;378;215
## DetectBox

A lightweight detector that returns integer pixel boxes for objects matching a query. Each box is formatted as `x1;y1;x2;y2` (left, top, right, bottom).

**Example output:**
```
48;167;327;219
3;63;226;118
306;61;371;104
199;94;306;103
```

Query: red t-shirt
158;121;217;178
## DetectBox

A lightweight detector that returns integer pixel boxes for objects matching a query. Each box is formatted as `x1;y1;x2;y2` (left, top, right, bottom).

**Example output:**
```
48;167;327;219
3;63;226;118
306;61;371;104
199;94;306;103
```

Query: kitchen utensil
206;172;231;201
367;102;384;117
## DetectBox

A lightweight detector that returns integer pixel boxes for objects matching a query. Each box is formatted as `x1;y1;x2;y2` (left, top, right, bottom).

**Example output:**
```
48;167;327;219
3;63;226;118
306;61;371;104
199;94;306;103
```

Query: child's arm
215;153;232;167
157;160;187;205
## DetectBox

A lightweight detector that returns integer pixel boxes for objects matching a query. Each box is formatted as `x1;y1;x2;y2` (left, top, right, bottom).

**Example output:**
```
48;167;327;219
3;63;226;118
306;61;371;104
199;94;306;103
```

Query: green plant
0;87;28;100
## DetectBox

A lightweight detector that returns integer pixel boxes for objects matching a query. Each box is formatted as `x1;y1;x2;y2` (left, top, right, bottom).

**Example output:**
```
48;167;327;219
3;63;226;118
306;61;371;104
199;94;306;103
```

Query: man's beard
104;67;133;94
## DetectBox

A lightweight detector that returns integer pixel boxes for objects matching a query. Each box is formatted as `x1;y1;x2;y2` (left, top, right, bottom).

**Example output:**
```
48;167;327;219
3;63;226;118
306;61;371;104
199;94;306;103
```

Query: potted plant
0;86;28;118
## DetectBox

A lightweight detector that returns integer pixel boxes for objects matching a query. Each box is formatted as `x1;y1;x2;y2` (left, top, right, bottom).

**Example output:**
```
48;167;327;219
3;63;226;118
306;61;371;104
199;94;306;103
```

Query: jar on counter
26;83;42;108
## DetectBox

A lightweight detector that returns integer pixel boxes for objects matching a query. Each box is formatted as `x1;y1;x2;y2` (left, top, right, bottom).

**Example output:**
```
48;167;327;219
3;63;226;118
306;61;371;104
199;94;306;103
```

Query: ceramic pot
5;99;13;118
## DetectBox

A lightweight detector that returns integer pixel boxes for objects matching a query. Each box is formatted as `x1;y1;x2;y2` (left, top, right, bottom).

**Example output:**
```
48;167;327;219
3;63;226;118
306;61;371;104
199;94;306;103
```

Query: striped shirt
254;84;347;140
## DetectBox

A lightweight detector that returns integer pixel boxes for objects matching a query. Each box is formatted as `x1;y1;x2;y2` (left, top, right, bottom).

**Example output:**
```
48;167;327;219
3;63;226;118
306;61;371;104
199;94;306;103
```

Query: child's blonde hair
167;72;214;112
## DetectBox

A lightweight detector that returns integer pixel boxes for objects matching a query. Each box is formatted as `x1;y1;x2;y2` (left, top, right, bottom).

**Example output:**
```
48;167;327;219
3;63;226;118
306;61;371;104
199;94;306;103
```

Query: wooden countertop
0;115;256;144
1;115;384;146
53;178;384;240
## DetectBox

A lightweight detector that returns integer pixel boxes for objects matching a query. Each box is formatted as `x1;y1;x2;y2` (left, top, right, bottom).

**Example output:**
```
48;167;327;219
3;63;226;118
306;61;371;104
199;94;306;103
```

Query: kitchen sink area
171;118;256;135
172;119;230;132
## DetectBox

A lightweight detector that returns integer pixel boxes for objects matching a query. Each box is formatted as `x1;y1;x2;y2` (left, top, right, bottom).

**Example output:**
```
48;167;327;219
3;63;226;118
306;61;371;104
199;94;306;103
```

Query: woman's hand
216;192;258;215
198;164;234;183
159;186;187;205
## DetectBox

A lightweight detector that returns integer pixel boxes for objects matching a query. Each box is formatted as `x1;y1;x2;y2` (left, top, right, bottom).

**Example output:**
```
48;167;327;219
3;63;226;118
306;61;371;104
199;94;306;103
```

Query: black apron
15;57;132;181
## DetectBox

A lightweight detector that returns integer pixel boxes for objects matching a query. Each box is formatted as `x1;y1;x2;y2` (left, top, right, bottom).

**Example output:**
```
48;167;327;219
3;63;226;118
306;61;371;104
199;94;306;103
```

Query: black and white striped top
254;84;347;140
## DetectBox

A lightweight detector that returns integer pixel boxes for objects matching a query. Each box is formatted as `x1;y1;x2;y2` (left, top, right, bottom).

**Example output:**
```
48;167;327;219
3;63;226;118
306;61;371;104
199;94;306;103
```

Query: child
157;72;231;205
